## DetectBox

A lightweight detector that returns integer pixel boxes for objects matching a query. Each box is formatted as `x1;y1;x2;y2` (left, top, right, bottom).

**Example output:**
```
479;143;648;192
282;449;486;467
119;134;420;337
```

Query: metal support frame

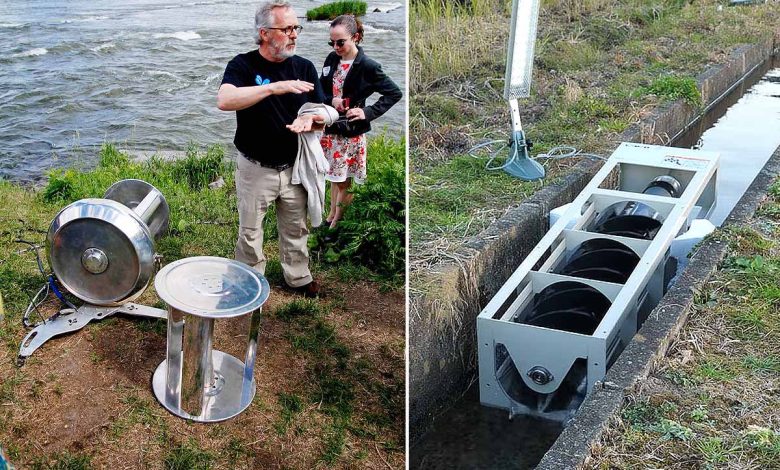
477;142;719;418
505;99;545;180
18;302;166;364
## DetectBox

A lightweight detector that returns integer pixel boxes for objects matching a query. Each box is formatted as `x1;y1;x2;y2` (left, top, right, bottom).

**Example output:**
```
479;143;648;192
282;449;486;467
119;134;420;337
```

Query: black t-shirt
221;50;324;166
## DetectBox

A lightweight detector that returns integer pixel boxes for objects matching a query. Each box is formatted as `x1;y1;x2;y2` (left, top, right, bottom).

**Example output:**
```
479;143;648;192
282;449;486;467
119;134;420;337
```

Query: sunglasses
327;39;348;48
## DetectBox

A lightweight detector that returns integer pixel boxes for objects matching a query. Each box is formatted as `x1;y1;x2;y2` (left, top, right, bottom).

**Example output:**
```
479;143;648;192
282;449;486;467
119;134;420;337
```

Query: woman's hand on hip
332;97;348;112
346;107;365;121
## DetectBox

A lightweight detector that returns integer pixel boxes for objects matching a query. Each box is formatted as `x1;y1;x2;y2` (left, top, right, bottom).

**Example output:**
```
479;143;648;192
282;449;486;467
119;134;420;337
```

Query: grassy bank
0;142;405;468
410;0;780;272
589;179;780;468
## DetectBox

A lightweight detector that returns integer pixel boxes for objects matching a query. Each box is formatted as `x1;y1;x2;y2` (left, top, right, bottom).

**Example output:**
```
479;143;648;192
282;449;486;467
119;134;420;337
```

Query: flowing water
0;0;405;182
693;64;780;225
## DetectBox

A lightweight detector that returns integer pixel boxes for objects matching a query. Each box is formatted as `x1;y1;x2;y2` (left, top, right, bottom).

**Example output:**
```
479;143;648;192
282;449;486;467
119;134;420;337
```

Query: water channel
411;58;780;469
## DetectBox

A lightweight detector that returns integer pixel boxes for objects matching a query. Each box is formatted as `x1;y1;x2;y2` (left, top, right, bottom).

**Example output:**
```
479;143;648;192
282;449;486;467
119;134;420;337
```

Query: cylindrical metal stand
152;257;269;422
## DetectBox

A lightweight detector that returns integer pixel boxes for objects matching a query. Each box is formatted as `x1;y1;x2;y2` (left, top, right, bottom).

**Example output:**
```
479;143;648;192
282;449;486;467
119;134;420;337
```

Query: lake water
0;0;405;182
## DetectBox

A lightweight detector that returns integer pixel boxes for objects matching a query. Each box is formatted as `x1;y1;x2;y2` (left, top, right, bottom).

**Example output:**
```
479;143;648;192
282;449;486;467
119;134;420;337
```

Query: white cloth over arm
292;103;339;227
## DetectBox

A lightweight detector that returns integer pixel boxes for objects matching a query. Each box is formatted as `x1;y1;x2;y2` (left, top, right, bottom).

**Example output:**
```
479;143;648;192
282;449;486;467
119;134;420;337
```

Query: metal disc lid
47;198;155;306
155;257;270;318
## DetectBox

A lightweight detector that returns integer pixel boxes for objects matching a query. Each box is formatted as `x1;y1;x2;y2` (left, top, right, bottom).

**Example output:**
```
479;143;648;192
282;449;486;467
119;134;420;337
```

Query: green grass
538;41;604;73
595;177;780;468
0;141;404;468
275;392;304;436
306;1;366;21
43;453;93;470
164;441;213;470
694;358;739;382
410;155;542;250
742;355;780;374
221;438;249;461
642;75;702;107
411;0;779;273
696;436;739;465
274;299;355;462
110;391;166;438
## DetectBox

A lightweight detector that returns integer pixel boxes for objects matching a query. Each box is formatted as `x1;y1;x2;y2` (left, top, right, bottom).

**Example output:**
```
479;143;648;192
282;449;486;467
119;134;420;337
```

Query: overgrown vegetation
410;0;779;272
310;136;406;282
591;185;780;468
643;75;702;107
306;1;366;21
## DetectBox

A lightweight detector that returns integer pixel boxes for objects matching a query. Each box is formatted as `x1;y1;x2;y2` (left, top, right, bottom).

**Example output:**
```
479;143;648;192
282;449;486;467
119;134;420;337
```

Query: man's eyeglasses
328;39;348;48
267;25;303;36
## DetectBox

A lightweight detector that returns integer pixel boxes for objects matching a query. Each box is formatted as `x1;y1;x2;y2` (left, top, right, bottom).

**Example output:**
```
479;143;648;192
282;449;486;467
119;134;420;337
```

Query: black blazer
320;46;402;136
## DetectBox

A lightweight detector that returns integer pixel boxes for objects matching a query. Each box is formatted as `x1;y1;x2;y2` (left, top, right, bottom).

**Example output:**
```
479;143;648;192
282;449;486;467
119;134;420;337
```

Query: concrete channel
410;33;780;466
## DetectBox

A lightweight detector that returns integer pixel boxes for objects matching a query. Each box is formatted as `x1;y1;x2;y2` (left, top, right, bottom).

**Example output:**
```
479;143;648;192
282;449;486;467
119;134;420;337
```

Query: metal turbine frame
477;142;719;418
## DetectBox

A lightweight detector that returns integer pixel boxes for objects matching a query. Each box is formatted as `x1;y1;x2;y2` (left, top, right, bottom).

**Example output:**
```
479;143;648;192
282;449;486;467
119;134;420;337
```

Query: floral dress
320;60;367;184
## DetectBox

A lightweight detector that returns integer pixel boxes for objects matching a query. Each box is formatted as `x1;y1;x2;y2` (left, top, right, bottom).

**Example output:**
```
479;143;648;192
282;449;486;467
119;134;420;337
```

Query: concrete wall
409;36;778;445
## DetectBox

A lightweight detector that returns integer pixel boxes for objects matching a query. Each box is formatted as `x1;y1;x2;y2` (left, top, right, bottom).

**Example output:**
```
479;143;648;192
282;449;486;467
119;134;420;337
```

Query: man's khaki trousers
235;155;313;288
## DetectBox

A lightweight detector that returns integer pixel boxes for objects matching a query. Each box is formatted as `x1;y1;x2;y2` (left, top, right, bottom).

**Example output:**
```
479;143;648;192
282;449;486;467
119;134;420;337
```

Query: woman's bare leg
330;179;353;228
326;181;339;224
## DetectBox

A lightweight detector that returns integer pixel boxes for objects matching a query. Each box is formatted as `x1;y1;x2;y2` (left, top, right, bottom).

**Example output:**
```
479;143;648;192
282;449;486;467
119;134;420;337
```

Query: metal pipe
179;312;214;417
165;308;185;409
132;189;163;232
242;307;263;404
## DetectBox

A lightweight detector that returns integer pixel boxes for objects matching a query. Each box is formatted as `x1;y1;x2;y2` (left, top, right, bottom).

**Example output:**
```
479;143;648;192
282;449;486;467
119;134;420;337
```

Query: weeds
642;75;702;107
310;137;405;281
650;419;694;441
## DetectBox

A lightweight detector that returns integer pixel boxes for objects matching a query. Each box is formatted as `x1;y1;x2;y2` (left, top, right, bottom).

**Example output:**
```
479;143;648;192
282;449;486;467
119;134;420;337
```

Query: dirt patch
0;278;405;469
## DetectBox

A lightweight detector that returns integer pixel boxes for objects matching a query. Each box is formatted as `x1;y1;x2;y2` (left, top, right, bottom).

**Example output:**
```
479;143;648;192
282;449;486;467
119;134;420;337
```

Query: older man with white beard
218;1;325;297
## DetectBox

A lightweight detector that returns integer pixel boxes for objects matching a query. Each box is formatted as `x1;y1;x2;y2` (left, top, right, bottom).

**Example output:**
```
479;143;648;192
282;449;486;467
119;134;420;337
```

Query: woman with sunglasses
319;15;402;230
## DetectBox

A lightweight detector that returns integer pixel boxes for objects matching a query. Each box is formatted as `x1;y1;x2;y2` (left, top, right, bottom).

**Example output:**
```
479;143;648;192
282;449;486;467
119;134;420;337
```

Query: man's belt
241;153;292;172
259;162;292;172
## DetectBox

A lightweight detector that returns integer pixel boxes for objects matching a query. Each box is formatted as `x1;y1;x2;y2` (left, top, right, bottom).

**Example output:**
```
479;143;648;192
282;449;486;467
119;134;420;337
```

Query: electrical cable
15;239;79;328
468;139;606;173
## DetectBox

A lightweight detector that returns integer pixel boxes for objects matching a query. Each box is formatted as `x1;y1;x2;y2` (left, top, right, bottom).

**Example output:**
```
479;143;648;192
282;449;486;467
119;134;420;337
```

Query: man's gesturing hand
286;114;326;134
271;80;314;95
